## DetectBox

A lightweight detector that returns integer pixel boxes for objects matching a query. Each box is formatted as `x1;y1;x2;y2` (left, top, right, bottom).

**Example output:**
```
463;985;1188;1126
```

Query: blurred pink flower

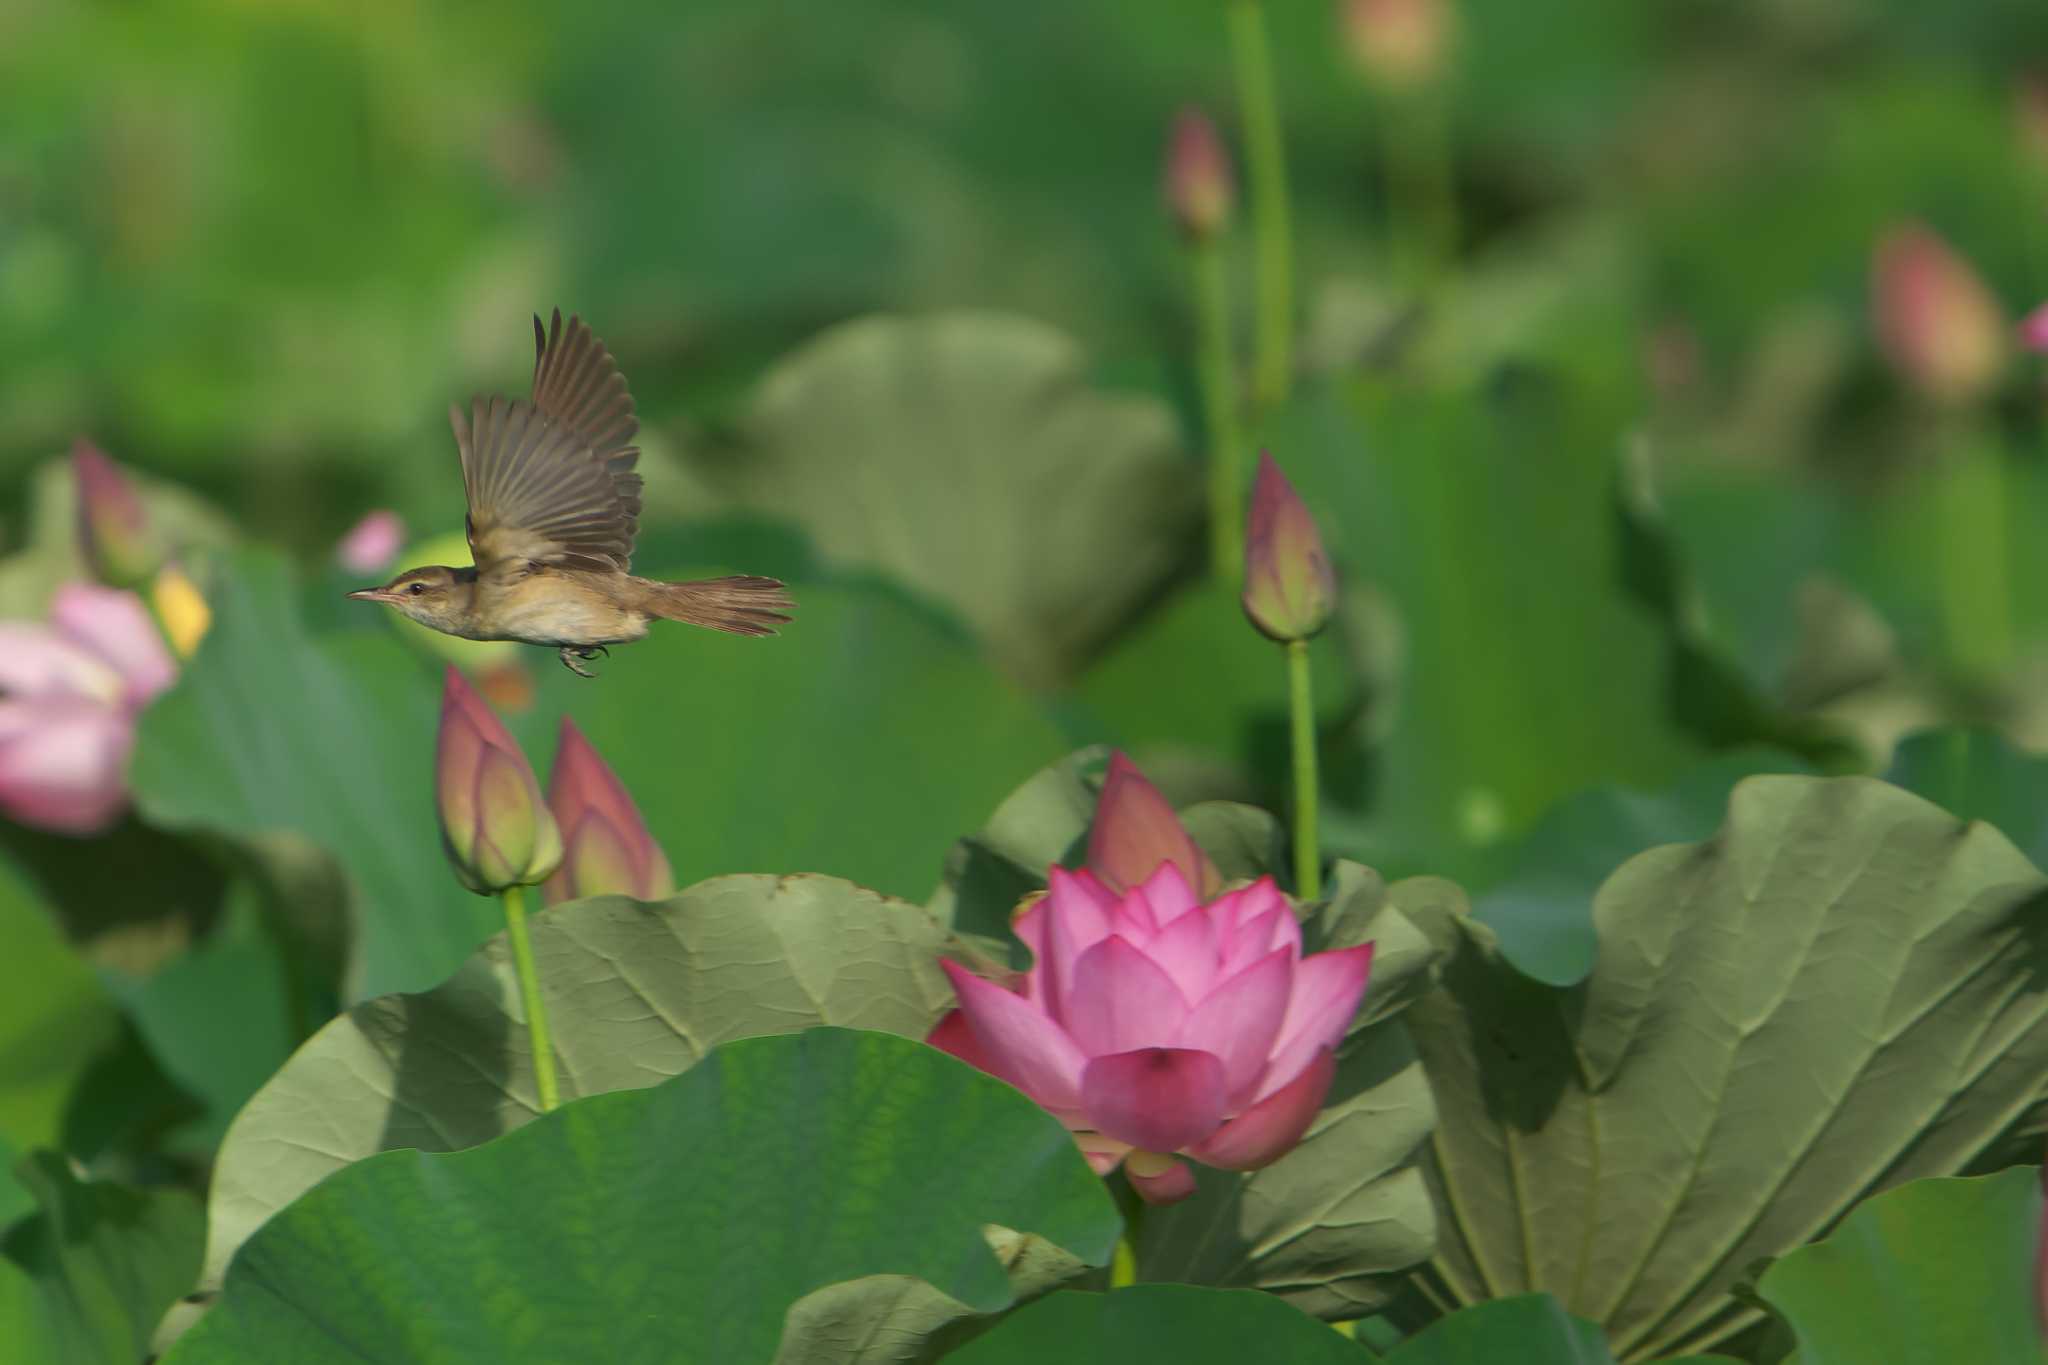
1163;107;1233;242
72;439;153;586
930;863;1373;1204
544;717;674;904
1871;223;2006;406
2019;301;2048;355
336;510;406;575
1088;751;1219;897
1342;0;1455;91
0;584;176;834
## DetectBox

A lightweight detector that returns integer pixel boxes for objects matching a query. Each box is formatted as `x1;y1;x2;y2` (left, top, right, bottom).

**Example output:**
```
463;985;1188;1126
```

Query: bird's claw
558;645;608;679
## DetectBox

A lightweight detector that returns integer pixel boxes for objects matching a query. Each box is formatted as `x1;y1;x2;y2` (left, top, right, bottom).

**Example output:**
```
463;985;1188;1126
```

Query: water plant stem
1286;638;1320;900
502;884;560;1112
1931;426;2012;680
1230;0;1293;410
1192;238;1246;581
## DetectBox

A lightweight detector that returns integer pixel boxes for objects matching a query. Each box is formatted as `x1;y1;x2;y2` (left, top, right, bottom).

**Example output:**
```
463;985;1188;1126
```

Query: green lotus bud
1241;450;1336;642
436;665;561;895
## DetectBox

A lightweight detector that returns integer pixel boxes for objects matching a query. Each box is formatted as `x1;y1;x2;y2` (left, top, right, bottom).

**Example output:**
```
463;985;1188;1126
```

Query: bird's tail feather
641;575;793;637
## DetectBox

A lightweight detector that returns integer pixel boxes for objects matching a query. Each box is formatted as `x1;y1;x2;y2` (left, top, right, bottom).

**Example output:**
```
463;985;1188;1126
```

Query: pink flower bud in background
929;863;1373;1204
1871;223;2006;407
2016;73;2048;174
336;510;406;576
0;584;177;834
435;666;561;896
1241;451;1336;643
71;440;154;587
1088;751;1219;897
2019;301;2048;355
1341;0;1454;92
1163;107;1234;242
544;718;674;904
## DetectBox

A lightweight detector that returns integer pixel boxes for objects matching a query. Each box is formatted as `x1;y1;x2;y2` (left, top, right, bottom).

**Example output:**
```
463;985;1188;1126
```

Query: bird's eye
408;582;426;596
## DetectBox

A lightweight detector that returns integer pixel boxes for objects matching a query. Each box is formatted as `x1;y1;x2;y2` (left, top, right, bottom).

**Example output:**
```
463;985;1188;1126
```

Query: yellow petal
150;565;212;659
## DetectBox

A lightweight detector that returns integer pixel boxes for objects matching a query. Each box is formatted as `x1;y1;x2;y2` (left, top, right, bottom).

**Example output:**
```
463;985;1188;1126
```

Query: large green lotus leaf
0;1151;203;1365
1131;867;1444;1319
1470;749;1811;987
171;1030;1117;1365
199;874;954;1291
1885;728;2048;869
683;312;1200;687
527;562;1066;904
1272;372;1709;882
0;858;118;1151
946;1285;1368;1364
1381;1293;1739;1364
1756;1168;2042;1365
1407;775;2048;1360
129;547;498;1002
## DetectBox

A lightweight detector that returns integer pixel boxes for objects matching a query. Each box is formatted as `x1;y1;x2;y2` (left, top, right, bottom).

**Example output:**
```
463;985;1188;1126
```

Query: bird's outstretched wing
452;309;643;576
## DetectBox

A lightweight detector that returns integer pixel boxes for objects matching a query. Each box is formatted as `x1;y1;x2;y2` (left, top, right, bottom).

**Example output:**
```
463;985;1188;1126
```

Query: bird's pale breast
476;571;648;647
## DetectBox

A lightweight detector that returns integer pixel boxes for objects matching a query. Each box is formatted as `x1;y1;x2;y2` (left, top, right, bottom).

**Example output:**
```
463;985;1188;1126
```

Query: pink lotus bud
71;440;153;586
2019;301;2048;355
1871;223;2006;407
0;583;178;835
1163;107;1233;242
1088;751;1220;897
543;718;674;904
435;666;561;896
929;863;1373;1205
1241;451;1336;643
1341;0;1454;92
336;510;406;575
2017;74;2048;173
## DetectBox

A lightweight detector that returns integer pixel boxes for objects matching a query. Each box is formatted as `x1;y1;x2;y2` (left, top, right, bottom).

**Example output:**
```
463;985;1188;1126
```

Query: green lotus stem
1229;0;1293;410
1931;433;2011;679
1286;639;1320;900
1192;237;1247;581
501;884;560;1112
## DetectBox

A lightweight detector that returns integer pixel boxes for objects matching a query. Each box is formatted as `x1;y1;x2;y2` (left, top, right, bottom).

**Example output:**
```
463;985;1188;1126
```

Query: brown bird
347;309;792;676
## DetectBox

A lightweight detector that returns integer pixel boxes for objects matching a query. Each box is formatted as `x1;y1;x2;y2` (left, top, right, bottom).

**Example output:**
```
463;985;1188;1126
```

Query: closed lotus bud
1164;107;1233;242
2020;300;2048;355
1241;451;1336;642
1871;223;2006;407
72;440;154;587
435;666;561;895
1088;751;1219;897
1342;0;1454;92
543;718;674;904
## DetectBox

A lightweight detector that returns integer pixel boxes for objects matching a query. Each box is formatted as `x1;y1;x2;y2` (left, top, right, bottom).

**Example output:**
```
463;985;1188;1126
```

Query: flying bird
348;310;791;676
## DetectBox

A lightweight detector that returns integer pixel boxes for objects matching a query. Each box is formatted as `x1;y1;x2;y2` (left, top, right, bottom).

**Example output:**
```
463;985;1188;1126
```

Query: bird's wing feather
453;310;642;575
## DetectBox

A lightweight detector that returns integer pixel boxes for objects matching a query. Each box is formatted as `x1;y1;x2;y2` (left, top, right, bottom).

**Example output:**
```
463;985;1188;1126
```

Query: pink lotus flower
336;510;406;575
0;584;176;834
543;718;674;904
931;863;1373;1204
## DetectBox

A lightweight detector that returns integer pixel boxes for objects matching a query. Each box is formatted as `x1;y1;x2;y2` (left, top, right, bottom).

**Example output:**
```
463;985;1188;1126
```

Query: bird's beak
347;588;399;603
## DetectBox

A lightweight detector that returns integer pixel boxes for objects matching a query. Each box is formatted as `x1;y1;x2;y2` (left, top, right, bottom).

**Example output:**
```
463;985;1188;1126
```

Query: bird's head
347;564;467;629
